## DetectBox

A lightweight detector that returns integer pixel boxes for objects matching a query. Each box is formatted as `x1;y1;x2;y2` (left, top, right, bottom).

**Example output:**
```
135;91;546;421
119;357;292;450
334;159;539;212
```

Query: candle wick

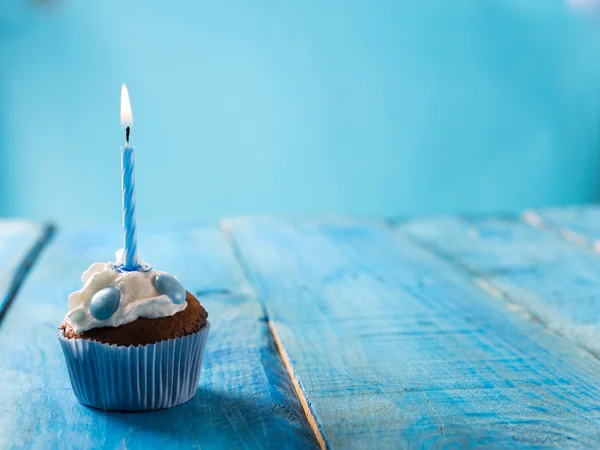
125;126;131;145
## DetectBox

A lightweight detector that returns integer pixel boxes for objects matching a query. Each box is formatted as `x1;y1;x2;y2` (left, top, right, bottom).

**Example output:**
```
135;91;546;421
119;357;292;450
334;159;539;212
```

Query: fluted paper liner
58;322;210;411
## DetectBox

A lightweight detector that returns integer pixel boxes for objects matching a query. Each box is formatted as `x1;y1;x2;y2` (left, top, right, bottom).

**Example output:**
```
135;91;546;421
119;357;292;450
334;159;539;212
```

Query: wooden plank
226;217;600;449
523;205;600;248
399;215;600;357
0;225;318;449
0;220;53;321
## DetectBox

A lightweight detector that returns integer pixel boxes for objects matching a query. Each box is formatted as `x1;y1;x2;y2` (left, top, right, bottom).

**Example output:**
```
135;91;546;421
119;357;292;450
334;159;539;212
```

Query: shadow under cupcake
58;250;210;411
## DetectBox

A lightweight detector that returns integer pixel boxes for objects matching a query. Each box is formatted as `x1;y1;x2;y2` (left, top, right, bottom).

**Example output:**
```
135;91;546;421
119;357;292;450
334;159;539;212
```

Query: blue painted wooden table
3;207;600;449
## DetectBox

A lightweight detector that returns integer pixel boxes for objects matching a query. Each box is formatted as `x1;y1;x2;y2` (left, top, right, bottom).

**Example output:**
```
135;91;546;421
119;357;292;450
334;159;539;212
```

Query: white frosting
66;249;187;333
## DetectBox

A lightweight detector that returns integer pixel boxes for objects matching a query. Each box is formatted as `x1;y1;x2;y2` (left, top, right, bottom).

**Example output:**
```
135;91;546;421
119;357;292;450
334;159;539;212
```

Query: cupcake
58;249;210;411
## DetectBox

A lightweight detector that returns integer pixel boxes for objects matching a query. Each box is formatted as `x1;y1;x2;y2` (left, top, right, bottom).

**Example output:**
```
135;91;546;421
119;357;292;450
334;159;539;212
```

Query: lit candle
120;84;139;270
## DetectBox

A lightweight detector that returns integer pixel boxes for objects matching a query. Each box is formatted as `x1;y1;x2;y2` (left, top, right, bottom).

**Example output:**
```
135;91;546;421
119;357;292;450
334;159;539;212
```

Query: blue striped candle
121;143;138;270
120;84;138;270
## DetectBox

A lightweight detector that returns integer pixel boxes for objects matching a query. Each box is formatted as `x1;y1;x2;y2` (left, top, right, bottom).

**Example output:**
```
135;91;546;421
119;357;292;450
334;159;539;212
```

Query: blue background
2;0;600;225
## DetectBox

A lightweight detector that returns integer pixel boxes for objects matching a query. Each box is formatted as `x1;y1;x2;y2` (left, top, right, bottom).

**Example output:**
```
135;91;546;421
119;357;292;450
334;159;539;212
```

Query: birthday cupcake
58;249;210;411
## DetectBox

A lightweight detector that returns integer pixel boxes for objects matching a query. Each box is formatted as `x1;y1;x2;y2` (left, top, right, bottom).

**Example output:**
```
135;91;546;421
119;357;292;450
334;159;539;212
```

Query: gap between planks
394;218;600;362
522;209;600;251
269;321;327;450
220;219;327;450
521;210;600;333
0;223;55;324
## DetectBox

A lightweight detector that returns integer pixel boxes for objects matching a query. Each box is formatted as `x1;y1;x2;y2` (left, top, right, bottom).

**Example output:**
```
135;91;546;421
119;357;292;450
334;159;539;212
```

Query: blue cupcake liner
58;322;210;411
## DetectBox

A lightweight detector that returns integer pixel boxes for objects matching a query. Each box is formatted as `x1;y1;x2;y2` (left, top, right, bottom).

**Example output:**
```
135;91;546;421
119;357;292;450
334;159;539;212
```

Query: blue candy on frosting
89;286;121;320
154;273;186;304
66;250;191;334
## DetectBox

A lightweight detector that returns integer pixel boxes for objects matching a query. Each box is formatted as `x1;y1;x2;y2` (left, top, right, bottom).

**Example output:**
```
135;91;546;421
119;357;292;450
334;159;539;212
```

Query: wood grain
226;217;600;449
0;225;318;449
523;205;600;249
0;220;52;321
400;215;600;357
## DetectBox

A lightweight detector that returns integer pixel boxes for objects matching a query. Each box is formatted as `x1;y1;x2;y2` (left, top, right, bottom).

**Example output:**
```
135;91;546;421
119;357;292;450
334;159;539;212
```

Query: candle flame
120;84;133;128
